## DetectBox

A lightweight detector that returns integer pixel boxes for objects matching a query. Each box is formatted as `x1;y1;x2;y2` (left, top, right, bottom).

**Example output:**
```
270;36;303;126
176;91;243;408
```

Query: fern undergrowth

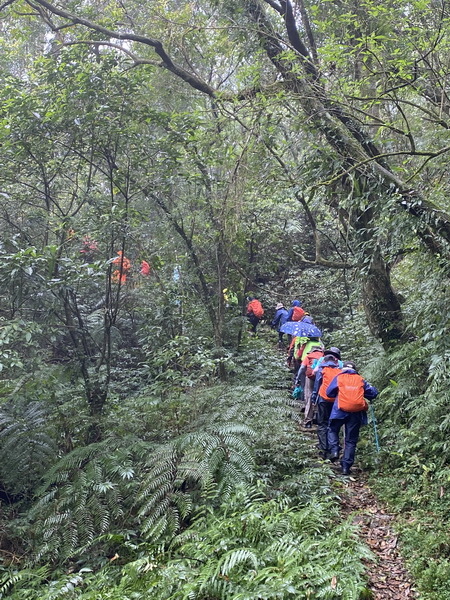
0;334;373;599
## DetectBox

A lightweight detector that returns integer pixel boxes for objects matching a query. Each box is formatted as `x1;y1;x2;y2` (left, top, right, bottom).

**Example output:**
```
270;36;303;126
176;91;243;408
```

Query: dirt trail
300;422;417;599
339;472;417;599
281;348;417;598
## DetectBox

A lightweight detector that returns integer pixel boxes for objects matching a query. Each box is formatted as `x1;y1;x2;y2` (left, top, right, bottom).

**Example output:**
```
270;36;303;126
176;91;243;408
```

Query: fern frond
0;401;57;495
217;548;259;576
29;438;143;562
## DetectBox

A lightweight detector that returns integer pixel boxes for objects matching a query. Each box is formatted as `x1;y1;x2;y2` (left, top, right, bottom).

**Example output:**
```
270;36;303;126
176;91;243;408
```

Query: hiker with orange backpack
310;348;343;459
285;301;309;349
291;333;321;385
246;296;264;334
294;344;324;428
286;299;306;322
111;250;131;284
289;335;308;373
326;361;378;475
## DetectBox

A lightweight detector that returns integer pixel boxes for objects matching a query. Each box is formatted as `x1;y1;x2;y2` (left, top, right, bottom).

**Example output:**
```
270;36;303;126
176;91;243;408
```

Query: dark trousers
328;413;363;470
317;399;333;454
247;314;260;333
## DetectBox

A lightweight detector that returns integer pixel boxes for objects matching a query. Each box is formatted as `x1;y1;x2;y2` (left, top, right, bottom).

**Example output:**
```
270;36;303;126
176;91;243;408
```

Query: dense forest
0;0;450;598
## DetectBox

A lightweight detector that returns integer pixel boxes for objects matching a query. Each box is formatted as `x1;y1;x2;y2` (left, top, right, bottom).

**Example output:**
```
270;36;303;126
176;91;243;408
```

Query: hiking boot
330;452;339;463
341;466;351;475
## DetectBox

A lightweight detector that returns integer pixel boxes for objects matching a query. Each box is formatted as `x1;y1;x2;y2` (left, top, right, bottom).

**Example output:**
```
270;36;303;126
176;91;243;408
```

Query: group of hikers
245;296;378;476
75;232;152;283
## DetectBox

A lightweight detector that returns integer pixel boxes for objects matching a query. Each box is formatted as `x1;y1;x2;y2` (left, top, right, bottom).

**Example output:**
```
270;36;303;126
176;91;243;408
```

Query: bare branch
347;93;450;129
263;0;283;14
24;0;218;97
61;40;159;67
315;146;450;189
291;249;354;269
0;0;15;10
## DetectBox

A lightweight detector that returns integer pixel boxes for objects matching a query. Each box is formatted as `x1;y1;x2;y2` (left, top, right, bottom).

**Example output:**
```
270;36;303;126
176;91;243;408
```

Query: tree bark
362;250;404;347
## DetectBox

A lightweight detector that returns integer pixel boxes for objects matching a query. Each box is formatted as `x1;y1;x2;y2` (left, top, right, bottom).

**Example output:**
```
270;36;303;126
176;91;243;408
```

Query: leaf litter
339;470;417;599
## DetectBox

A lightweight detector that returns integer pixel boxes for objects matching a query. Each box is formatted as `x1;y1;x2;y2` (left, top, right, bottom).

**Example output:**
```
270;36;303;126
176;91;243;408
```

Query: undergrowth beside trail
0;336;374;599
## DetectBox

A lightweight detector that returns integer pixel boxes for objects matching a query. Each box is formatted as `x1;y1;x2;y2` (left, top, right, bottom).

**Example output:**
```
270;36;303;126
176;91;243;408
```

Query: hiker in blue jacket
310;348;343;459
271;302;289;346
326;361;378;475
286;299;304;321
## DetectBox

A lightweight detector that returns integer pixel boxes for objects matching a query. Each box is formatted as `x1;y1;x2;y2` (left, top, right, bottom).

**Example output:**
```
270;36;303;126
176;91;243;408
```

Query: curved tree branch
23;0;218;96
277;0;318;77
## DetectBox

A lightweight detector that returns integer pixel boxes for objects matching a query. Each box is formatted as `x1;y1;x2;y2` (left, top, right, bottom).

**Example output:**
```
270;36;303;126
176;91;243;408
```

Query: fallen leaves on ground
340;474;417;599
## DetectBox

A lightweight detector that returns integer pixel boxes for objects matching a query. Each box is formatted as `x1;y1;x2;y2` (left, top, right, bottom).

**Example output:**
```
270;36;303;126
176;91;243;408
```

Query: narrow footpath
267;334;419;598
340;474;416;599
302;420;418;599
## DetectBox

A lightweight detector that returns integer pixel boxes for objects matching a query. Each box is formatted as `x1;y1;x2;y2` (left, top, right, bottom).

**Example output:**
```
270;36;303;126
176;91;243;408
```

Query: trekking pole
369;402;381;453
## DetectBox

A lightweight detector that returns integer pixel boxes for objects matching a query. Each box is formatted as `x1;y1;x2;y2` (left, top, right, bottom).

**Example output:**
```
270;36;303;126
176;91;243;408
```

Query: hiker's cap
324;347;341;359
343;360;357;371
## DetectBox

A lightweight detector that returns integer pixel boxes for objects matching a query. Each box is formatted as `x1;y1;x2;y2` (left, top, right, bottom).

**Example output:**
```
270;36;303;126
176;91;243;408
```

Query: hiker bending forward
271;303;288;346
326;361;378;475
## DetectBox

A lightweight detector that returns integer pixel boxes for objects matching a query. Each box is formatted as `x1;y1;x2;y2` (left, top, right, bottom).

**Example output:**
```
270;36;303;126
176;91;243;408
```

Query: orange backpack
292;306;306;321
319;366;342;401
336;372;368;412
305;350;324;379
248;299;264;319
